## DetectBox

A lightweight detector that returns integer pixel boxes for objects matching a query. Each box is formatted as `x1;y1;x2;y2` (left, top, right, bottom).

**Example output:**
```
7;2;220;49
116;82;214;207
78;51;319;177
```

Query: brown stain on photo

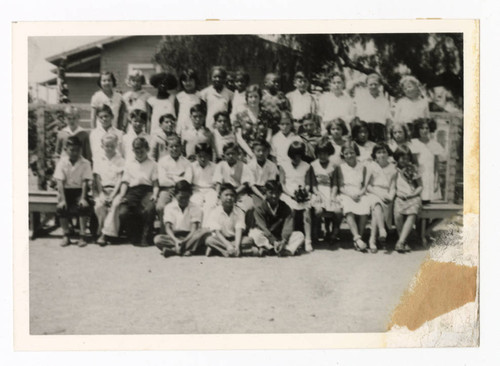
388;260;477;331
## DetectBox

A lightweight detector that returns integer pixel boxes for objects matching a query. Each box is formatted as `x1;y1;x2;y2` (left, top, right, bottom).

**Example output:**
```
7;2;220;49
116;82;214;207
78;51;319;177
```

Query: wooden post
35;105;46;190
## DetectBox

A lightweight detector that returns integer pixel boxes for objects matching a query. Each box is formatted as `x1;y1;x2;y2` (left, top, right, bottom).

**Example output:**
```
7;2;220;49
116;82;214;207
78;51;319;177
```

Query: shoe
304;240;314;253
368;238;378;253
395;242;405;253
354;237;367;252
60;235;71;247
96;234;107;247
77;237;87;247
183;250;192;257
404;243;412;252
278;249;293;257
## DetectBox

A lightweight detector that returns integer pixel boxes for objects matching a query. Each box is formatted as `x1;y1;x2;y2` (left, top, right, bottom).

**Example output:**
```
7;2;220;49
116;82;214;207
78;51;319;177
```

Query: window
127;63;160;85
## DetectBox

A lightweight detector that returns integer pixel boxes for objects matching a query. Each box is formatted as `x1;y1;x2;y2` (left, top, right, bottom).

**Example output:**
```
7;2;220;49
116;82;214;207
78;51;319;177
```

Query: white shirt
213;130;236;158
157;155;192;187
271;131;302;166
147;95;176;134
122;157;158;187
163;200;202;231
246;158;279;186
90;90;123;129
93;153;125;187
286;89;316;120
176;91;201;136
122;130;150;162
191;161;216;190
354;89;392;125
207;205;246;237
318;91;355;129
89;125;124;162
212;161;253;188
394;97;430;124
200;85;233;131
53;156;93;189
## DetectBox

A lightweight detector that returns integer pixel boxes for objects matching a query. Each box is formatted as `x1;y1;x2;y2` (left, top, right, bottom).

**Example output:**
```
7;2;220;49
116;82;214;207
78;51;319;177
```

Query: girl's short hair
219;182;236;196
132;136;149;150
389;122;411;141
149;72;178;90
351;120;370;142
63;105;80;118
235;70;250;84
245;84;262;101
327;118;349;136
125;70;146;87
190;103;206;115
101;132;118;145
393;144;413;162
66;136;82;149
315;137;335;156
211;66;227;79
129;109;148;122
166;135;182;147
97;71;117;88
279;110;293;124
195;142;213;156
159;113;176;124
223;141;239;155
330;71;346;85
213;111;230;123
252;139;271;151
179;68;200;88
264;180;282;193
371;142;392;160
174;180;193;195
340;141;360;158
96;104;114;117
287;140;306;159
413;118;437;138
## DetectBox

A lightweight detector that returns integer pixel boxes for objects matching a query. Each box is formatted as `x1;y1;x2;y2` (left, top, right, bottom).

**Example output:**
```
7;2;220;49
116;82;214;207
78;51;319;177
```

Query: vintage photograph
18;20;477;349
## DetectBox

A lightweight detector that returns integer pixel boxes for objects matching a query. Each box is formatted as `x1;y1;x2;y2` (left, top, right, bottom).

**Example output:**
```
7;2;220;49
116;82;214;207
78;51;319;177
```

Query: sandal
368;238;378;253
404;243;412;253
395;241;405;253
353;236;367;252
96;234;107;247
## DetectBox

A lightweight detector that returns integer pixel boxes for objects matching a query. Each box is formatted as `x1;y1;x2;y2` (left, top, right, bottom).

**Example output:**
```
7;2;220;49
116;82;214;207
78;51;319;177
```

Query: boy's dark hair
190;103;206;115
195;142;213;156
252;139;271;151
315;137;335;156
219;182;236;196
97;71;117;88
413;118;437;137
179;68;200;88
213;111;230;123
264;180;282;193
340;141;360;158
371;142;393;160
327;118;349;136
159;113;176;124
301;113;315;123
287;140;306;159
96;104;114;117
393;144;413;162
351;120;370;143
132;136;150;150
222;141;239;155
211;66;227;79
149;72;178;90
166;134;182;147
174;180;193;195
235;70;250;84
66;135;82;149
129;109;147;122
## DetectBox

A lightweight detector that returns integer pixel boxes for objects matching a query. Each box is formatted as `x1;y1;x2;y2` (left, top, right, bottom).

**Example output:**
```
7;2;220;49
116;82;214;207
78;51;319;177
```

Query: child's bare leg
60;217;70;235
394;213;404;235
345;213;360;238
373;204;385;237
369;215;378;243
397;214;416;245
303;209;313;251
358;215;368;238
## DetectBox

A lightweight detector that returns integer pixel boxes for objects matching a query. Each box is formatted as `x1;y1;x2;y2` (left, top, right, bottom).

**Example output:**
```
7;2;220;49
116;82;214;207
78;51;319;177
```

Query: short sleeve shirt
53;156;93;189
191;161;216;190
122;157;158;187
246;158;279;186
212;161;253;188
207;205;246;237
93;153;125;187
90;90;123;129
200;85;233;131
157;155;193;187
163;200;202;231
286;89;316;120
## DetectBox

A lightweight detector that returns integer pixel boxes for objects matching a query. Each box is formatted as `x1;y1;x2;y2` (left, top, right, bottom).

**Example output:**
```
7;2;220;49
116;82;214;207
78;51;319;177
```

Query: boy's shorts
57;188;93;218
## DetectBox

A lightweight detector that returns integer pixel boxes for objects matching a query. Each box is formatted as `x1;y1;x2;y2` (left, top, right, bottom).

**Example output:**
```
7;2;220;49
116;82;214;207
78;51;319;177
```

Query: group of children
51;66;446;256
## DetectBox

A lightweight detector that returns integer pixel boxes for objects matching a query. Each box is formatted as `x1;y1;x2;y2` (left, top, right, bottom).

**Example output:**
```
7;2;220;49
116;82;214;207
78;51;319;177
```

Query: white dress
175;91;201;137
394;97;430;124
338;162;371;215
366;161;397;225
310;159;341;212
147;95;176;135
280;160;311;210
410;138;445;201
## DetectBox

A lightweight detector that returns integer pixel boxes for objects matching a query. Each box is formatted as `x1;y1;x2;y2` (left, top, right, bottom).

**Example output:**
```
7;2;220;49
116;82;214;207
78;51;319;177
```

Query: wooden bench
420;203;463;246
29;191;58;240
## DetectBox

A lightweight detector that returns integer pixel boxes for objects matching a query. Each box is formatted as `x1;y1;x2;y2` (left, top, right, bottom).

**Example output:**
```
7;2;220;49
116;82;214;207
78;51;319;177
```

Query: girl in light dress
90;71;125;130
122;70;152;123
310;138;343;243
352;120;376;164
325;118;349;166
394;75;430;137
279;141;314;252
388;122;413;153
147;72;178;135
366;143;397;253
317;72;355;134
175;69;204;139
410;118;446;203
393;145;423;253
337;141;371;252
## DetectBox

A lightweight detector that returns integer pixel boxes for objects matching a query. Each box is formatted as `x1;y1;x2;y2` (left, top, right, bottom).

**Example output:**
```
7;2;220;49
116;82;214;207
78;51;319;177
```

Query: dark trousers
118;185;155;243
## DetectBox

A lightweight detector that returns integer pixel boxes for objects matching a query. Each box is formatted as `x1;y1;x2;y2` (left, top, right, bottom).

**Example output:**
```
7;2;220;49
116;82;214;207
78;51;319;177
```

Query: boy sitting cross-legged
154;180;210;257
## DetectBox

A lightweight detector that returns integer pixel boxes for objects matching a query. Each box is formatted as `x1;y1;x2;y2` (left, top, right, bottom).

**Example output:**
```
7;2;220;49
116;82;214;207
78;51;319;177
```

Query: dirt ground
29;230;429;335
